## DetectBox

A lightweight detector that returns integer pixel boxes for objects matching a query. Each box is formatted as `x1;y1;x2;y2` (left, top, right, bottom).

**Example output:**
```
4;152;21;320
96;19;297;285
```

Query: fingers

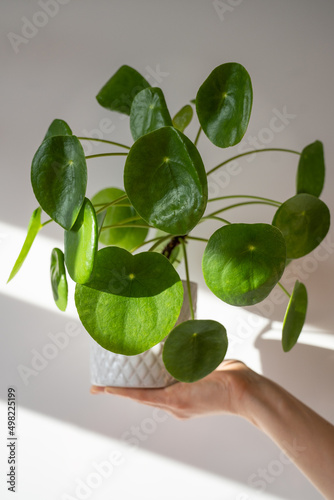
90;384;172;408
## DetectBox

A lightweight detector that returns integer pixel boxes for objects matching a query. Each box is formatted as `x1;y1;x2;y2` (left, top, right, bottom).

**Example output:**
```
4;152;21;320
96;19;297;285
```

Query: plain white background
1;1;334;499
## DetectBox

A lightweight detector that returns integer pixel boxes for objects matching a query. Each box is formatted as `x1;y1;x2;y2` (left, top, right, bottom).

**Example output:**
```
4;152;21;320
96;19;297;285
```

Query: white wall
1;1;334;499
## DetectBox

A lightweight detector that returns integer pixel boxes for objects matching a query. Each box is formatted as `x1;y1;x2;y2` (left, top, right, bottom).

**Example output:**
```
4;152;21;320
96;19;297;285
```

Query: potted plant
7;63;330;387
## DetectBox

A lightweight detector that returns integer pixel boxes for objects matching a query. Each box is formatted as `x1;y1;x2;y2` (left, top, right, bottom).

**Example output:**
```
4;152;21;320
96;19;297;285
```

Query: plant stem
181;239;195;321
94;195;128;214
206;200;279;219
101;223;152;231
207;147;301;176
41;218;52;227
194;126;202;147
132;235;172;252
278;282;291;298
200;215;232;225
208;194;281;206
77;137;131;150
148;235;173;252
186;236;209;243
85;152;128;160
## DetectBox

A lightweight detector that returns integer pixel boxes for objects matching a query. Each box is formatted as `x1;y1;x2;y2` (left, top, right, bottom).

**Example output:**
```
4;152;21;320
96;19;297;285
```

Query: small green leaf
64;198;98;284
202;223;286;306
7;207;42;283
43;119;72;140
196;62;253;148
272;194;330;259
130;87;172;141
50;248;68;312
75;247;184;355
96;65;150;115
124;126;208;235
163;320;228;382
91;187;148;251
31;135;87;230
172;105;194;132
282;281;307;352
296;141;325;197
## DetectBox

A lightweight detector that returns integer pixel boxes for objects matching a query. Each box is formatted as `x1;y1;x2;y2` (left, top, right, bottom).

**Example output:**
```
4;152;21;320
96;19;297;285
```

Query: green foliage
130;87;172;140
10;63;330;383
31;135;87;230
7;207;42;283
91;187;148;250
50;248;68;312
75;247;183;355
202;224;286;306
196;62;253;148
163;320;228;382
282;281;308;352
124;126;208;234
296;141;325;197
272;194;330;259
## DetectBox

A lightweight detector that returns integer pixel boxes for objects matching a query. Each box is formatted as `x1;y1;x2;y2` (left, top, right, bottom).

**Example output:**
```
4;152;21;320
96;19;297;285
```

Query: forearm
238;371;334;499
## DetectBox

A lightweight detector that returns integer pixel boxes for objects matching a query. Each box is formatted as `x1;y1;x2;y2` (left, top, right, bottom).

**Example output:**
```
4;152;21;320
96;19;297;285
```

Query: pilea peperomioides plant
8;63;330;382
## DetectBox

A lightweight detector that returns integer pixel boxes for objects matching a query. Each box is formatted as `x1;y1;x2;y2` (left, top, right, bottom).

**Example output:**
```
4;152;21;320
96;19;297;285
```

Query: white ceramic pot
90;281;197;388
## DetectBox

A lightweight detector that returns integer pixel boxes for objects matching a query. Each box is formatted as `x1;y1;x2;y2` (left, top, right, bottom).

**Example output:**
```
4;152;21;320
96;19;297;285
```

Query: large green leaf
44;119;72;140
7;207;42;283
196;62;253;148
163;319;228;382
272;194;330;259
124;126;208;235
96;65;150;115
31;135;87;230
172;104;194;132
282;281;307;352
64;198;98;284
296;141;325;197
91;187;148;251
50;248;68;312
130;87;172;141
202;223;286;306
75;247;184;355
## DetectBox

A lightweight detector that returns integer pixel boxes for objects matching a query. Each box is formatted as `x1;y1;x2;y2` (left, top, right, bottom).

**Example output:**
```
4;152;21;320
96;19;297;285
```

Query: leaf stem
207;148;301;176
278;282;291;298
186;236;209;243
200;215;232;225
208;194;281;206
194;126;202;147
132;235;172;253
85;152;128;160
181;239;195;321
148;235;174;252
206;201;279;219
41;218;52;227
94;195;128;214
77;137;131;150
101;223;152;231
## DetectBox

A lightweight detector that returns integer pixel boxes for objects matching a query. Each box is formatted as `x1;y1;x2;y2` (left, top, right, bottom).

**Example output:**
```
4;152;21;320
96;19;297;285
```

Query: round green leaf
163;320;228;382
31;135;87;230
96;65;150;115
296;140;325;197
44;119;72;140
64;198;98;284
202;223;286;306
130;87;173;141
282;281;307;352
91;187;148;250
196;62;253;148
172;105;194;132
75;247;184;355
50;248;68;312
124;126;208;235
272;194;330;259
7;207;42;283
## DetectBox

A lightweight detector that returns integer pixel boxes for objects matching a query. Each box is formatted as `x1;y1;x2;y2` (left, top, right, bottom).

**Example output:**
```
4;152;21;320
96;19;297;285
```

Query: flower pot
90;280;197;388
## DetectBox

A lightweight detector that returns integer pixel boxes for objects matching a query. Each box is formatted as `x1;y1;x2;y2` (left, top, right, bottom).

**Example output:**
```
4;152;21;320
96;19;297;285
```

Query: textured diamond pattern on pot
90;281;197;388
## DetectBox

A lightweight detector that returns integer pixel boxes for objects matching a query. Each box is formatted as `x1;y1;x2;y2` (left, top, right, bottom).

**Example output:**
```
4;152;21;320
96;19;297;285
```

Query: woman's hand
90;360;259;419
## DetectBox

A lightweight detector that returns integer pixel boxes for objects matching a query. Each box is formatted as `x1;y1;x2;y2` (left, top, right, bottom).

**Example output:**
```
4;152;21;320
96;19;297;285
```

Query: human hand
90;360;259;420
